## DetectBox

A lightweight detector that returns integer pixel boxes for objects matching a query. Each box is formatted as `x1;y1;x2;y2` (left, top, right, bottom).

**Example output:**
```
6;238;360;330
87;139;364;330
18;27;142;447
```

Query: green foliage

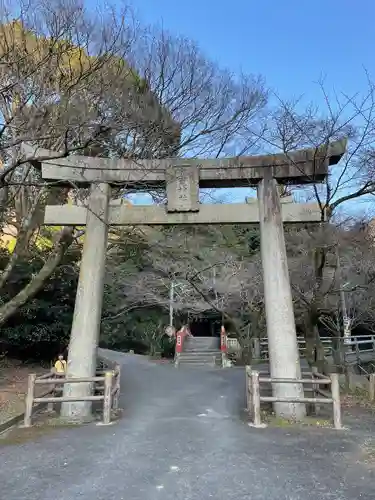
231;226;261;255
246;229;261;254
0;250;78;360
0;222;260;362
101;307;174;357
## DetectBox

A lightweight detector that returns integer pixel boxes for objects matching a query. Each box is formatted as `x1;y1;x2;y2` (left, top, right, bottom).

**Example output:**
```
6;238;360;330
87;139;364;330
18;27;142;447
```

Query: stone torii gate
30;140;346;420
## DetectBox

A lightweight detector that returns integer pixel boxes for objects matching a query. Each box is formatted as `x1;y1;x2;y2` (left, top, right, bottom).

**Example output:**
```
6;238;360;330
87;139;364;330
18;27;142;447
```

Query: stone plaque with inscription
166;165;199;212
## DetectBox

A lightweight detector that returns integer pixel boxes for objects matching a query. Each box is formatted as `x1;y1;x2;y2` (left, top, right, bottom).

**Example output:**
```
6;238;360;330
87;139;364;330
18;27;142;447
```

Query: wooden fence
347;370;375;400
245;366;342;430
23;356;121;428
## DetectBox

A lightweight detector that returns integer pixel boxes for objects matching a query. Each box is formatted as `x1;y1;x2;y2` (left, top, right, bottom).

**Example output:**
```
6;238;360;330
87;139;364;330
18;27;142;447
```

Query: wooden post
113;366;120;410
245;366;252;413
311;366;318;415
355;341;360;364
23;373;36;428
47;398;54;413
102;371;113;425
369;374;375;402
257;172;305;420
61;183;111;420
47;374;59;413
251;371;262;427
330;373;342;430
347;371;353;391
252;339;261;359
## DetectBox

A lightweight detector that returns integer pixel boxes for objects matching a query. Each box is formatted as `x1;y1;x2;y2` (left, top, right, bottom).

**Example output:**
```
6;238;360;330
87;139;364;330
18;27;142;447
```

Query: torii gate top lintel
22;138;347;189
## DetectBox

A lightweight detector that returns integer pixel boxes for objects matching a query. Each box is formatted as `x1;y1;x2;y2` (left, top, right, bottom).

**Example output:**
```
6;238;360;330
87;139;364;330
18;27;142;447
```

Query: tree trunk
331;335;346;373
301;242;338;375
0;227;74;327
0;185;8;226
314;334;331;374
302;305;332;375
241;343;253;365
304;330;316;367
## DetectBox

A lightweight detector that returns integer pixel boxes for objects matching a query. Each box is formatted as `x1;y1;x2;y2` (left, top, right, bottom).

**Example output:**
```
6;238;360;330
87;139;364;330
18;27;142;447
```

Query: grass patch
341;388;375;411
270;415;332;428
262;410;332;428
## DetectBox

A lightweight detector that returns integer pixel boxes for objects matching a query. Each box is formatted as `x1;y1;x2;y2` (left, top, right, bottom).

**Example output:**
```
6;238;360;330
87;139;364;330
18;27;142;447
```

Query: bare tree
0;0;269;332
131;27;267;158
104;225;264;352
264;82;375;370
0;0;178;326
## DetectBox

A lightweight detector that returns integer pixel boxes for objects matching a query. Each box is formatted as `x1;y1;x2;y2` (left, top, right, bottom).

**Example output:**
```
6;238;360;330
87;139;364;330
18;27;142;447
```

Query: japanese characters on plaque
166;165;199;212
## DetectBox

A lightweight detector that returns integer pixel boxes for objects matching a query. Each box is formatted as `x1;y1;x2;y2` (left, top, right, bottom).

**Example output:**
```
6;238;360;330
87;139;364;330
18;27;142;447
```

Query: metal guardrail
358;362;375;375
227;335;375;364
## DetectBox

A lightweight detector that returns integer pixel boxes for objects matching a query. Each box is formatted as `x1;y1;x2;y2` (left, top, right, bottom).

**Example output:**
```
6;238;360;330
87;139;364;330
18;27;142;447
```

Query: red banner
220;325;227;352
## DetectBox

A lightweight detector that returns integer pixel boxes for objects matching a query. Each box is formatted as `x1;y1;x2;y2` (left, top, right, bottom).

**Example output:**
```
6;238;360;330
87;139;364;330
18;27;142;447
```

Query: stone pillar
257;171;306;419
61;183;111;420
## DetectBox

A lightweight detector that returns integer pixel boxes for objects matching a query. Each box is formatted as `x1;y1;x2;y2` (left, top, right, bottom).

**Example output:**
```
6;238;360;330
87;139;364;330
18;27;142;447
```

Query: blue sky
124;0;375;206
129;0;375;103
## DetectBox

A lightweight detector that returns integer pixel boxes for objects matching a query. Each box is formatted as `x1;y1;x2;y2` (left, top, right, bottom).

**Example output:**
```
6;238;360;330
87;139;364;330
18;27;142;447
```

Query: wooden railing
347;337;375;364
23;356;121;427
245;366;342;430
347;370;375;400
97;355;121;408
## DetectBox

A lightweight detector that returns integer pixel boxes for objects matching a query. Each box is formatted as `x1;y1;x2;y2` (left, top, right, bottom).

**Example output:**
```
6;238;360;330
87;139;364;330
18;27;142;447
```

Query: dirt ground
0;357;49;424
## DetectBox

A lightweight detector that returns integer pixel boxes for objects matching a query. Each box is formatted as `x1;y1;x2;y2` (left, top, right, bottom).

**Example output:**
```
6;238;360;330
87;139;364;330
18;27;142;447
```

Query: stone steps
177;354;221;367
179;352;221;360
177;337;222;367
182;348;221;354
183;337;220;352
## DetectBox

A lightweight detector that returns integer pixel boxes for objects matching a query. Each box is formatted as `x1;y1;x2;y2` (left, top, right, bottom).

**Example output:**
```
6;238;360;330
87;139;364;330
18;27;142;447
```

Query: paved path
1;351;374;499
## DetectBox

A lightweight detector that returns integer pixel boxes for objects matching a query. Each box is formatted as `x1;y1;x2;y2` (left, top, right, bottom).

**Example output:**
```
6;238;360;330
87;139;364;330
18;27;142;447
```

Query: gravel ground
0;361;47;424
0;350;374;500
